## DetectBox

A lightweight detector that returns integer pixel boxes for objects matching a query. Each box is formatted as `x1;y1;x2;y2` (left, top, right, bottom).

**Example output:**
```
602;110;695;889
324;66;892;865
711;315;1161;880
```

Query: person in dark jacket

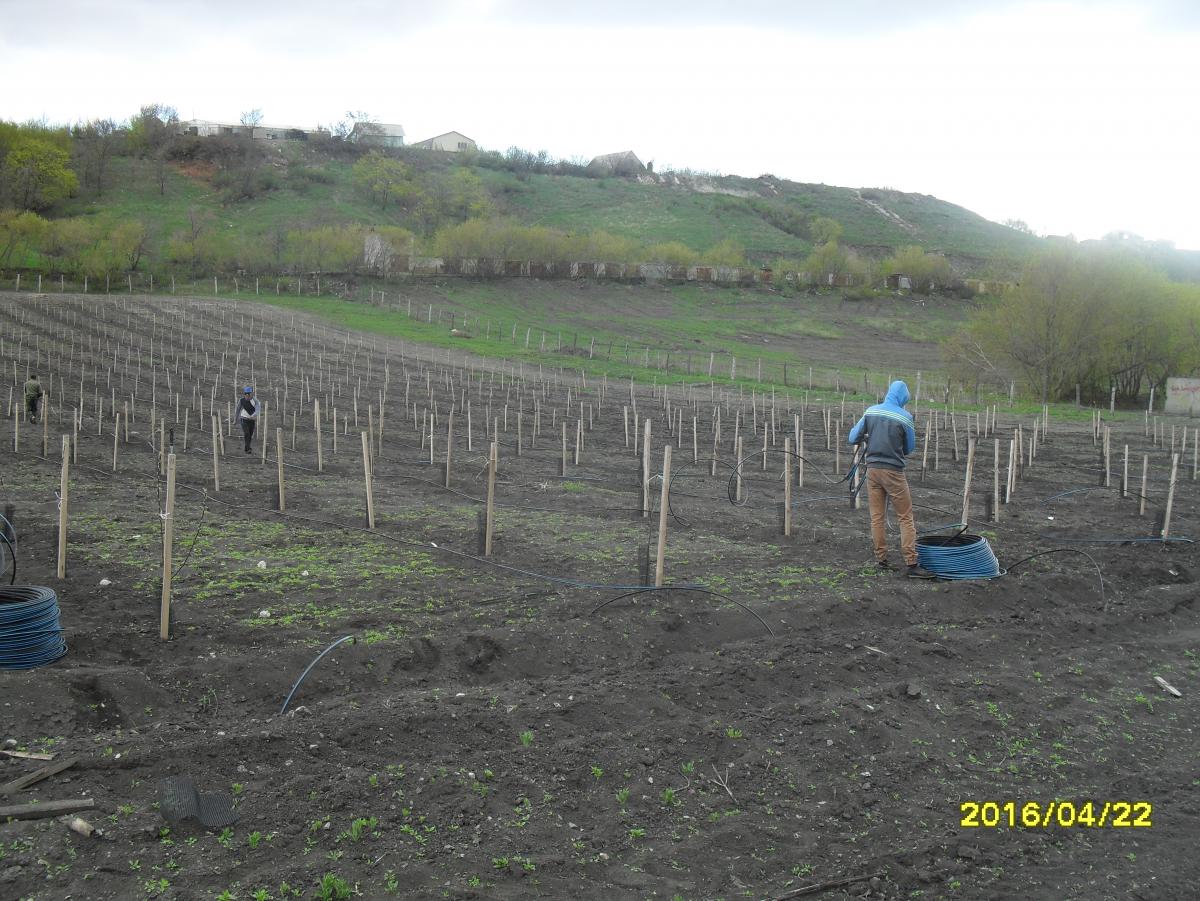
848;380;935;578
238;386;261;454
24;374;42;423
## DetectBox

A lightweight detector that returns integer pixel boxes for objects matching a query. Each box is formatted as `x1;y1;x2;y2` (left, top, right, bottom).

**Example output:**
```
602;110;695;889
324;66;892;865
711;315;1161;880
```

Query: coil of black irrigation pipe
0;586;67;669
698;444;1133;597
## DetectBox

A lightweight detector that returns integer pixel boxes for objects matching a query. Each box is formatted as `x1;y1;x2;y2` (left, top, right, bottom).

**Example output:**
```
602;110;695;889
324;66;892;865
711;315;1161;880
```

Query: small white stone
257;560;267;569
301;570;309;576
258;610;271;618
99;578;111;587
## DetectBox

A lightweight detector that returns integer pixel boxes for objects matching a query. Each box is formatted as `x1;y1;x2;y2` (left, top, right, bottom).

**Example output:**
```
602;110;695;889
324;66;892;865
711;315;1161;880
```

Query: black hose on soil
279;634;357;715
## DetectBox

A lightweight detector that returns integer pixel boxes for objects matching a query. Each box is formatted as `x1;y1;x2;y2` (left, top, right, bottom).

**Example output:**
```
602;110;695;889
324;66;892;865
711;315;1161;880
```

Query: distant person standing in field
238;386;261;454
24;374;42;423
848;380;935;579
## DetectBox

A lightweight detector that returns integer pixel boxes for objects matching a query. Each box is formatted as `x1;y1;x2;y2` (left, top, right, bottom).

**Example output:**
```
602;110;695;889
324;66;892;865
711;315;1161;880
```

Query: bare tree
73;118;124;197
239;108;264;140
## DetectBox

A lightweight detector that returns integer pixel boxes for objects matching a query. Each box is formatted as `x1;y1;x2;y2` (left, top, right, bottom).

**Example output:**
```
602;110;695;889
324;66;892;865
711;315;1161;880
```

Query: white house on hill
412;131;478;152
351;122;406;147
177;119;329;141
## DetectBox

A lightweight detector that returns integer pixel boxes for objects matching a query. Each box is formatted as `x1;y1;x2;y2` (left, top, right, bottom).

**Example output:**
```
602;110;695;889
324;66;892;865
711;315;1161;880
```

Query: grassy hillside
42;145;1040;274
487;170;1040;265
56;156;413;240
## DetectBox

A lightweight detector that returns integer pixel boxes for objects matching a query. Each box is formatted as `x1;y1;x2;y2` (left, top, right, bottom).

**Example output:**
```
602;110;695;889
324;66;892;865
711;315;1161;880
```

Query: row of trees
773;242;954;288
4;202;966;287
426;218;748;267
946;242;1200;402
0;208;386;278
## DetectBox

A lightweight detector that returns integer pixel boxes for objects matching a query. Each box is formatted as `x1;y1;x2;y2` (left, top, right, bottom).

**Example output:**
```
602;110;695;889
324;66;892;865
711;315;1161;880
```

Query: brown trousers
866;468;917;566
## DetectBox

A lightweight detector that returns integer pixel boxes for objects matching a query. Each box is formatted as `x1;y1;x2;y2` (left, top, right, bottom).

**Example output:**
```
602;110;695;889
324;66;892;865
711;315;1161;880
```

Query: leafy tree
111;220;152;271
879;245;952;289
0;209;48;266
809;216;843;244
286;224;364;273
704;238;746;267
644;241;699;266
351;151;414;208
802;241;866;284
43;217;92;275
1;140;78;210
951;244;1199;402
165;206;216;275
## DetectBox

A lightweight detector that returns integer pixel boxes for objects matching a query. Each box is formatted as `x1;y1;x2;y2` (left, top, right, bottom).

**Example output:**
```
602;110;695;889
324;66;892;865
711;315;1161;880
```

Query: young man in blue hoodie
848;380;936;578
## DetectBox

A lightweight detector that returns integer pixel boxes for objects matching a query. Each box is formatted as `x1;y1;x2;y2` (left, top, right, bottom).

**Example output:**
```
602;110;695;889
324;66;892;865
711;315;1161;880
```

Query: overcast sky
2;0;1198;248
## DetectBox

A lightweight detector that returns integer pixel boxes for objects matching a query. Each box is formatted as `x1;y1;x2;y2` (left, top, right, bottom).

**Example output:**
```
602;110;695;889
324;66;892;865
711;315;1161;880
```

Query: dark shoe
870;558;892;571
245;447;251;454
907;564;937;580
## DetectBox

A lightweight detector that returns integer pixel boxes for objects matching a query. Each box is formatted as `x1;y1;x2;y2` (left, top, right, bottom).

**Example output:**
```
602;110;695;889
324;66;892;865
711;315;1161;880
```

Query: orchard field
1;291;1198;901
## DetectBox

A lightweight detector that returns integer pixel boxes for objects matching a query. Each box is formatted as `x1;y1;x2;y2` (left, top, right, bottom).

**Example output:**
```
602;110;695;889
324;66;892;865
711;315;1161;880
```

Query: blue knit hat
244;386;253;394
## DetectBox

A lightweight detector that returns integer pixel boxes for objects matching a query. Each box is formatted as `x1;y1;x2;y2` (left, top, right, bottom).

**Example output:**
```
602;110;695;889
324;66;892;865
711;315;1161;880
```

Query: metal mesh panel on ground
158;776;239;828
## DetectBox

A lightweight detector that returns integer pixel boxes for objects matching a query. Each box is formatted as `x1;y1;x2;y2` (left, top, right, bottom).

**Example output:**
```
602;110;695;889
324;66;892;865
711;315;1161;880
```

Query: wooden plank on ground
0;757;77;797
0;797;95;821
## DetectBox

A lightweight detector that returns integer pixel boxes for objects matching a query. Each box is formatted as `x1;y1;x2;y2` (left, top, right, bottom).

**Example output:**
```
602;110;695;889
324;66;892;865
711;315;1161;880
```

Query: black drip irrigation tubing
279;634;356;715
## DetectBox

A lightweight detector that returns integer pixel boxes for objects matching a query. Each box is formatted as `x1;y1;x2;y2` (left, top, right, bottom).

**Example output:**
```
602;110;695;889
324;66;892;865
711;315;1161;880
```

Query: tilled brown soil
1;295;1198;901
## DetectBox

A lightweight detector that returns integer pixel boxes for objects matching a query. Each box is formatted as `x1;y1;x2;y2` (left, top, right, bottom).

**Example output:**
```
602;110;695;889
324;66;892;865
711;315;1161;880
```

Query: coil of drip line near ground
0;586;68;669
916;533;1002;580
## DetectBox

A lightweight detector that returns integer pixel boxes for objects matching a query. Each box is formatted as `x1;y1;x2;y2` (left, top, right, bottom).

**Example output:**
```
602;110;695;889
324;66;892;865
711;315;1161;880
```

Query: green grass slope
56;156;413;240
484;169;1041;265
49;150;1040;273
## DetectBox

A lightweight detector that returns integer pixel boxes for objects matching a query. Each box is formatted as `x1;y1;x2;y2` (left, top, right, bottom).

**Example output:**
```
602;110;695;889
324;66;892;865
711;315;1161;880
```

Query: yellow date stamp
960;801;1152;828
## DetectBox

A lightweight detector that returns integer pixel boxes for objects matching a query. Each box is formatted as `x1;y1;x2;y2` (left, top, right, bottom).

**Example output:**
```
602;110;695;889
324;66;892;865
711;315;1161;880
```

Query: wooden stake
1139;455;1148;516
992;438;1000;522
797;429;805;488
159;453;176;640
560;421;567;476
444;411;454;488
783;437;792;536
56;434;69;579
314;399;323;472
485;441;497;556
211;414;220;491
1103;427;1111;488
735;436;744;503
276;428;286;512
654;445;672;587
960;437;975;526
361;431;375;528
1162;453;1179;540
642;420;652;516
1122;444;1129;498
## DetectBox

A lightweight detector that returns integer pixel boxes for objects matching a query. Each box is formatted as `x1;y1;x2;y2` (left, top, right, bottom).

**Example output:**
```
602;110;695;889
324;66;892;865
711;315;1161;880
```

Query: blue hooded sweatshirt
847;380;916;470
